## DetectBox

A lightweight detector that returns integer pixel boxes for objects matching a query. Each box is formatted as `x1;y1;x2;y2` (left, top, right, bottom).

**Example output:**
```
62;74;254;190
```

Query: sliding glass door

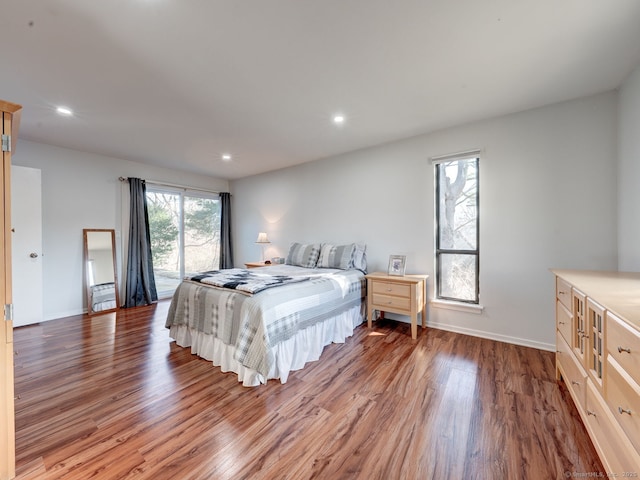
146;187;221;298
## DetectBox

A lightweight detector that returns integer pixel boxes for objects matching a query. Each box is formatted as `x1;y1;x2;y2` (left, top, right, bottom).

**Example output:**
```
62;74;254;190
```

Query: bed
165;242;367;386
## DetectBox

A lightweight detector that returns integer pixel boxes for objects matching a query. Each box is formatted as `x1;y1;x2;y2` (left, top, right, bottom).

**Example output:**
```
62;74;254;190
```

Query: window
434;154;479;304
146;187;221;298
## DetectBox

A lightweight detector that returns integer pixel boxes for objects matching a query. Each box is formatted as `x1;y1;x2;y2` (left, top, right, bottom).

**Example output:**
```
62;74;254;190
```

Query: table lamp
255;232;271;262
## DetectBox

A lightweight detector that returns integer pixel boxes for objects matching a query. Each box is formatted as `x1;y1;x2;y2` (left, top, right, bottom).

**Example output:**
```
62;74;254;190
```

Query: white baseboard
43;308;85;322
425;321;555;352
379;313;555;352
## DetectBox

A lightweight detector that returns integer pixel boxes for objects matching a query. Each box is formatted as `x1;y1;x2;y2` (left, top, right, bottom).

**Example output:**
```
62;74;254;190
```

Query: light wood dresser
552;269;640;475
365;272;428;340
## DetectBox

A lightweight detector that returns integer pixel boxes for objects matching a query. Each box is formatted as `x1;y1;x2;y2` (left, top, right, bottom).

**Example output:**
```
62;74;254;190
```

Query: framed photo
388;255;406;276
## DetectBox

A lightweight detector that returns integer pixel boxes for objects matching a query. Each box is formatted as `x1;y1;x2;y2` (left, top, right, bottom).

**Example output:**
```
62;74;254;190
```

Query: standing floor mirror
84;229;119;315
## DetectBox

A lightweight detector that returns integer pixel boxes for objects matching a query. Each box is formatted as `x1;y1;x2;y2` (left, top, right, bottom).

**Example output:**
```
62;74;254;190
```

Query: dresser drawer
586;380;640;474
607;312;640;386
371;293;411;312
557;332;587;410
606;357;640;454
371;281;411;298
556;277;572;310
556;300;572;345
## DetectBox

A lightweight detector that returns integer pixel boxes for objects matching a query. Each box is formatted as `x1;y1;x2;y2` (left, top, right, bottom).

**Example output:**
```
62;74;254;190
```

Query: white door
11;165;43;327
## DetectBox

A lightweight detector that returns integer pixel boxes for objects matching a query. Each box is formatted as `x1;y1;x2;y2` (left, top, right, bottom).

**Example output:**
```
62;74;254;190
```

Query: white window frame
432;150;481;310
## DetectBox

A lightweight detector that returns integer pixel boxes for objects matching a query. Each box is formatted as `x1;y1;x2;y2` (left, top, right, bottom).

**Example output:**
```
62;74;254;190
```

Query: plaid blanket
166;266;365;377
189;268;309;294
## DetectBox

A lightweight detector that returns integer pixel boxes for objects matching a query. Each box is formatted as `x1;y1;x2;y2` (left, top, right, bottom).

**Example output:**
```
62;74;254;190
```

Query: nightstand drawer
371;293;411;312
371;281;410;298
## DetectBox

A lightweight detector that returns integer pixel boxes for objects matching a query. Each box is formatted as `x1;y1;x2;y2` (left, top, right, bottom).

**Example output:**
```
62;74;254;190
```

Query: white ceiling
2;1;640;180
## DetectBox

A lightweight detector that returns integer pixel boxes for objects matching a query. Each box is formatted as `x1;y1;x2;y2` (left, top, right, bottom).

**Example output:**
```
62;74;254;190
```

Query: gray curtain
124;178;158;307
219;192;234;269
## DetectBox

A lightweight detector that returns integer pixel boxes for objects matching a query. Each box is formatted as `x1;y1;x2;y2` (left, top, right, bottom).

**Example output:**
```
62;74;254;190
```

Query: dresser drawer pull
571;380;580;386
617;346;631;354
618;406;632;415
586;410;596;417
558;321;566;325
558;290;567;295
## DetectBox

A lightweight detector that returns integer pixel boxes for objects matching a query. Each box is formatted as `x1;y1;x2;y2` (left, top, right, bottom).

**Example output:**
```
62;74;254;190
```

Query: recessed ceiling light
221;154;232;161
56;106;73;116
333;114;345;124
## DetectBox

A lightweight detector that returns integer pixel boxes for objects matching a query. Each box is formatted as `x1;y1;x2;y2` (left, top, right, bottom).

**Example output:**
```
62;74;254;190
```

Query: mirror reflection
84;229;119;315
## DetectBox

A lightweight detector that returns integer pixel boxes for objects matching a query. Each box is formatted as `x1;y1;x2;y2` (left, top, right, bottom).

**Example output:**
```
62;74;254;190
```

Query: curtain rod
118;176;226;195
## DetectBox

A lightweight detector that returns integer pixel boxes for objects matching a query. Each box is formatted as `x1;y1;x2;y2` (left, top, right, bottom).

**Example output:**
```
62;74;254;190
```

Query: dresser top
551;269;640;328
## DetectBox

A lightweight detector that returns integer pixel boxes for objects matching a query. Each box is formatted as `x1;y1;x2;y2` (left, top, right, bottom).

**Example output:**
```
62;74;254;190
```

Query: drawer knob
618;406;632;415
571;380;580;386
558;321;565;325
559;291;567;295
586;410;596;417
617;346;631;354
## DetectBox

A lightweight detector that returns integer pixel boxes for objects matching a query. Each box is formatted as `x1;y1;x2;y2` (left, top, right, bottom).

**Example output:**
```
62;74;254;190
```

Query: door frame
1;99;22;480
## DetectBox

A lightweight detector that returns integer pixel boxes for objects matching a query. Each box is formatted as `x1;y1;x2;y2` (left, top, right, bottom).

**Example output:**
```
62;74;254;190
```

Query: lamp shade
255;232;270;244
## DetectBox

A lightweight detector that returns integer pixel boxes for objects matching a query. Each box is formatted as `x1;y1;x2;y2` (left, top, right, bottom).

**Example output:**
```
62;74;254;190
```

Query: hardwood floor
12;301;603;479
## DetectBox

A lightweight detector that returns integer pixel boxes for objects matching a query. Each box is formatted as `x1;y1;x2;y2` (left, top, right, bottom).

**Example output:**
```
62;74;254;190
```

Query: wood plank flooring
12;301;603;479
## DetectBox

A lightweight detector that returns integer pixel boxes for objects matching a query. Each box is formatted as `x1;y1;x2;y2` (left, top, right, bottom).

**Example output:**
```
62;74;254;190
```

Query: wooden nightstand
365;272;428;339
244;262;269;268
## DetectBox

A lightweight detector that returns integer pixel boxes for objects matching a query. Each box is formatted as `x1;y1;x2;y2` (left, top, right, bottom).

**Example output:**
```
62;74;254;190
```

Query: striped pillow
285;242;321;268
352;243;367;273
317;243;356;270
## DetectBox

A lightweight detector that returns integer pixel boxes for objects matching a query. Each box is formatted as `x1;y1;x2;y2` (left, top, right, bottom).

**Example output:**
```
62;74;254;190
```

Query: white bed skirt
169;304;364;387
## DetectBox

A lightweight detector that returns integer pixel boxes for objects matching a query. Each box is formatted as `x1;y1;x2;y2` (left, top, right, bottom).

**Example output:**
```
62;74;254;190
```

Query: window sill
430;299;484;315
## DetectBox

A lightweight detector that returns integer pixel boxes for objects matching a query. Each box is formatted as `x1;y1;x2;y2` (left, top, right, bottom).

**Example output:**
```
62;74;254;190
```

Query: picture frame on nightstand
388;255;406;276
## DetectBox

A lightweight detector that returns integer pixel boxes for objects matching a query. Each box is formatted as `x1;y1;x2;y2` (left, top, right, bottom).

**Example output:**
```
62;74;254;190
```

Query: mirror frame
83;228;119;316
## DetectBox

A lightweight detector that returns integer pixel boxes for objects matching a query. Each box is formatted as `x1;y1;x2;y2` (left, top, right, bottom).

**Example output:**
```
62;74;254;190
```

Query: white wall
231;92;619;350
618;63;640;271
12;141;228;321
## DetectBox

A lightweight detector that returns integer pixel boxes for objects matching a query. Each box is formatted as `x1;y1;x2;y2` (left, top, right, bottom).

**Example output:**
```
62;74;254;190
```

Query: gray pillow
352;243;367;273
285;242;321;268
317;243;356;269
